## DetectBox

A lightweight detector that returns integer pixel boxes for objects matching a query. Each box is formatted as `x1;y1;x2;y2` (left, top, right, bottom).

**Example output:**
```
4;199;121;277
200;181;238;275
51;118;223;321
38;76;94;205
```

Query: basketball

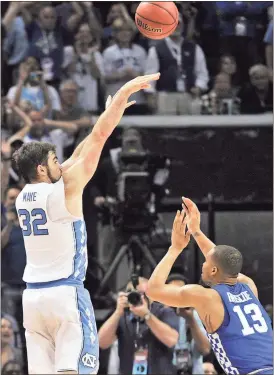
135;1;179;40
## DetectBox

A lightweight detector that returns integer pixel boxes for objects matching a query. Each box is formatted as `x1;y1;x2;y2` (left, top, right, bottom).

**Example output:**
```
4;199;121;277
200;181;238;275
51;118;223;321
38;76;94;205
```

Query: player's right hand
115;292;128;316
182;197;201;235
121;73;160;96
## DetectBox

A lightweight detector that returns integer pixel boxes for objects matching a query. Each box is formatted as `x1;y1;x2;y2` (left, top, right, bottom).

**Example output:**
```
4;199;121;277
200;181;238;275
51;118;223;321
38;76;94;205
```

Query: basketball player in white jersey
14;73;160;375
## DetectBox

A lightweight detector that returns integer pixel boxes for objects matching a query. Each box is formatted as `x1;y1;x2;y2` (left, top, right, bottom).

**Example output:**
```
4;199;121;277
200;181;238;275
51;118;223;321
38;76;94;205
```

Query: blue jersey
207;283;273;375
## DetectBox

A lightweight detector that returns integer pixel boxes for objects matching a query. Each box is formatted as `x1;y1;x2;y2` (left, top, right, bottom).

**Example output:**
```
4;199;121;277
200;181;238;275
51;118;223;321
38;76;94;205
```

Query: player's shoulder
182;284;219;303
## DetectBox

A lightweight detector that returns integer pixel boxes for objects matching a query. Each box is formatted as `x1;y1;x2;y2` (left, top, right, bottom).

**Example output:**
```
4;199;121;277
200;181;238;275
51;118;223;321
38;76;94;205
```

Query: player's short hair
213;245;243;277
13;142;56;183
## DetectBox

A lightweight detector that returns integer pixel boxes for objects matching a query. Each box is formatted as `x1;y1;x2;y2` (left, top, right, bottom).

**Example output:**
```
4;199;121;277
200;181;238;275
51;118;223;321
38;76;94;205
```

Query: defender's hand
171;210;190;252
182;197;201;235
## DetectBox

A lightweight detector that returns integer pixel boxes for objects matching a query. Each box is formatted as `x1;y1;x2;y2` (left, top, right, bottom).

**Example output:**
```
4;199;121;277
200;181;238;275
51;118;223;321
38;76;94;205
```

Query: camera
113;150;170;233
126;273;142;307
127;290;142;306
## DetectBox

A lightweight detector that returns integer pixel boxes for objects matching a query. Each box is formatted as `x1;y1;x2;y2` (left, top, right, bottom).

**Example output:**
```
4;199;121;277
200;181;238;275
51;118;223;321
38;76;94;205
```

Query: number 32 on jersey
18;208;49;236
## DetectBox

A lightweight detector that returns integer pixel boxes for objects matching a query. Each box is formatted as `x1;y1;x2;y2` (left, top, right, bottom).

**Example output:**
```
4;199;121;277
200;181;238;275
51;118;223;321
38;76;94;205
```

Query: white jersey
16;178;88;284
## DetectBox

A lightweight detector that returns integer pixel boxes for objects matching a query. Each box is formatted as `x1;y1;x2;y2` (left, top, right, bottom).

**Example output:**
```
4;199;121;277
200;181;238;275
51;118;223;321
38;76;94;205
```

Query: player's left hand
171;209;191;252
129;295;149;318
182;197;201;235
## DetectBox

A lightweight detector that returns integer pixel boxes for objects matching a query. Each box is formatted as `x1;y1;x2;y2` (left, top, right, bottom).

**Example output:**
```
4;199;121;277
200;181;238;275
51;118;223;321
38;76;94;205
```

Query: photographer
99;277;179;374
7;57;61;117
167;274;210;375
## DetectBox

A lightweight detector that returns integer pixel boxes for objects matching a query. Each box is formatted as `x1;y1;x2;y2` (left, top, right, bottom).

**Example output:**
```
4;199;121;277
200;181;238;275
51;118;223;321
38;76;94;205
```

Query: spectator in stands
145;14;209;115
103;3;136;48
180;2;199;41
99;277;179;374
7;57;61;117
166;274;210;375
55;1;103;46
3;4;28;86
1;103;34;190
63;23;104;113
23;110;77;163
264;20;273;81
1;141;12;200
218;54;239;91
22;4;82;88
203;361;217;375
53;79;91;150
103;18;149;114
238;64;273;114
1;2;25;95
200;73;240;115
1;317;23;373
216;2;271;84
1;186;26;321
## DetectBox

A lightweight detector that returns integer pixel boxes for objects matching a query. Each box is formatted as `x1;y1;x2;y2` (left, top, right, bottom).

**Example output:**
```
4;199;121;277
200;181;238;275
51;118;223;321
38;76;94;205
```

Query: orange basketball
135;1;179;40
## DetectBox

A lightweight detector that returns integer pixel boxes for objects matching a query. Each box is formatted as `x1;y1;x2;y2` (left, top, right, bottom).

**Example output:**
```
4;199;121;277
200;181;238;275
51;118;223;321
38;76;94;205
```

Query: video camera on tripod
113;150;170;233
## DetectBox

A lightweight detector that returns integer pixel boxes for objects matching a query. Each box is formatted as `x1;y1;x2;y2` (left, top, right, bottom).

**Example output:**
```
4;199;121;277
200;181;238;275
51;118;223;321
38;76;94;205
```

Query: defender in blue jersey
13;73;160;375
147;198;273;375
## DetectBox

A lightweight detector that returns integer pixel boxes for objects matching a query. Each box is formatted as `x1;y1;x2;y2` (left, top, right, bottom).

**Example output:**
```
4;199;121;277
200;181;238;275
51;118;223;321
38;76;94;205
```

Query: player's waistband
248;367;274;374
26;278;84;289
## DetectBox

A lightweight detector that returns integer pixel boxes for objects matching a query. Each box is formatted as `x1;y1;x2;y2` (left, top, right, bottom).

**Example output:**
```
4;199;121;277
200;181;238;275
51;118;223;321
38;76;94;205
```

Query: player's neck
215;276;238;286
31;176;52;184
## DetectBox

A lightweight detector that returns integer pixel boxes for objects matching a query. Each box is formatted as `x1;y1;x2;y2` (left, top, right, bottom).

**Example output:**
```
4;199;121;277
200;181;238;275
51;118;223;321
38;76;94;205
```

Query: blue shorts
23;283;99;374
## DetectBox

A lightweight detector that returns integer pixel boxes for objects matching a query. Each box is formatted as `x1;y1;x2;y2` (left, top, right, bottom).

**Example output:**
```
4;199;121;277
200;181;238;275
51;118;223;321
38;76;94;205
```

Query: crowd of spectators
1;1;273;374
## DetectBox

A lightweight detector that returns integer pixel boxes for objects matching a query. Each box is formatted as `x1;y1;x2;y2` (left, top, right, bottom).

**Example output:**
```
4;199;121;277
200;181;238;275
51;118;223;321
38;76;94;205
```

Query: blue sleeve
264;21;273;44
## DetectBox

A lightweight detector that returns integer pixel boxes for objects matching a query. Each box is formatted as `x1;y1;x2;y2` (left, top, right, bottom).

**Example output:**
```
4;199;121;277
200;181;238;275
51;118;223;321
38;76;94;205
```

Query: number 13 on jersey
233;303;268;336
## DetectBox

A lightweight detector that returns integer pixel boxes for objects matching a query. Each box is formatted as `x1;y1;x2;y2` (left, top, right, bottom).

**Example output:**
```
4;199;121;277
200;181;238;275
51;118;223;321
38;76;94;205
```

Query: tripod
95;233;157;298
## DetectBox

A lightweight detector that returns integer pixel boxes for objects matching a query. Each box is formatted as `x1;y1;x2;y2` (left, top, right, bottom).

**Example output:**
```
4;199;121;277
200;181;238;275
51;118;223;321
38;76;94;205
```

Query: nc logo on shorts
82;353;97;368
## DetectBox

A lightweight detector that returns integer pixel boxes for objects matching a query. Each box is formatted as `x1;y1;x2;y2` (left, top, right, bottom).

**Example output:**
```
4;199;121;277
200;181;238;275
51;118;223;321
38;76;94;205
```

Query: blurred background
1;1;273;374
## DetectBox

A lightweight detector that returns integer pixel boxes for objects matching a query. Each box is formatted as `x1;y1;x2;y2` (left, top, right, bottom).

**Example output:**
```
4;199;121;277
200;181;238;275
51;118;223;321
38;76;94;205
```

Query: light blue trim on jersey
68;220;87;283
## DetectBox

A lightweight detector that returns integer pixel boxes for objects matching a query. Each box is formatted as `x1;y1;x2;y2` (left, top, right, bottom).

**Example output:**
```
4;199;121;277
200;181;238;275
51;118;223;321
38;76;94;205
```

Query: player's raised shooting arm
147;281;210;309
63;74;160;188
146;243;210;308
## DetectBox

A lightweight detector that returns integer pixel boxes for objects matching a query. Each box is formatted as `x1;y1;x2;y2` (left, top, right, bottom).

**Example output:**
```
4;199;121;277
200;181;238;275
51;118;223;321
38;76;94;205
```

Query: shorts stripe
75;287;99;374
75;287;84;374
